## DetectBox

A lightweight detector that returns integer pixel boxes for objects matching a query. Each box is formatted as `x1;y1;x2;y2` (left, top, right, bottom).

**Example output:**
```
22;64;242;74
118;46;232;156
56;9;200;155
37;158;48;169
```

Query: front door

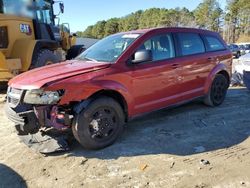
128;33;181;115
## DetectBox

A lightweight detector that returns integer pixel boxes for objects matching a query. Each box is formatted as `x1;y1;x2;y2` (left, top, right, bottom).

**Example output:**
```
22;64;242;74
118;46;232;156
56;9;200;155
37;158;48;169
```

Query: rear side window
177;33;205;56
204;35;225;51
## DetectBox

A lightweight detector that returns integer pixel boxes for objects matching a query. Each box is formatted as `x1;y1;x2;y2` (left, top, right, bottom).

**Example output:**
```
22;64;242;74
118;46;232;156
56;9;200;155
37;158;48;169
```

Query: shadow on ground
0;164;27;188
57;88;250;159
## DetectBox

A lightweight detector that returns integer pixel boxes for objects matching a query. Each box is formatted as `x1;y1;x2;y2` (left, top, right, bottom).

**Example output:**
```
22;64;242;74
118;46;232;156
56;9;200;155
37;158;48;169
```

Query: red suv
5;28;232;150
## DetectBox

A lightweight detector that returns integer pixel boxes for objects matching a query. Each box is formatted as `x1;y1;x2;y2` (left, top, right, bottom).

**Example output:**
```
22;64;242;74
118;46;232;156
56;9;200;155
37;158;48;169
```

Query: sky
54;0;227;33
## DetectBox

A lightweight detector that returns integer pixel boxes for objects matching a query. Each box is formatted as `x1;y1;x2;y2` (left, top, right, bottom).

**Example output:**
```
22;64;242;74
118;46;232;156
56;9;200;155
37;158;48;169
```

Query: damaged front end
5;87;75;154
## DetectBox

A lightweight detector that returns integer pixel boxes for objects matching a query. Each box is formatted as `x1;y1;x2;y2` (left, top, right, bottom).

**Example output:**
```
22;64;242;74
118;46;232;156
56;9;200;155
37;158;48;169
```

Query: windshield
76;33;141;63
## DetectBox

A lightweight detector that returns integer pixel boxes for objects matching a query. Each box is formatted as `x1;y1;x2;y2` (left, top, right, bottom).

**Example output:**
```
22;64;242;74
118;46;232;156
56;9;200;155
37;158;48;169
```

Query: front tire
72;97;125;150
204;74;228;107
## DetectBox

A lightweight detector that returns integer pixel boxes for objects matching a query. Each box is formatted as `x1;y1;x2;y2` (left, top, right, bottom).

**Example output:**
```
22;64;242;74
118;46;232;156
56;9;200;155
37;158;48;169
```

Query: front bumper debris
5;103;72;154
5;86;73;154
19;130;70;154
4;103;39;135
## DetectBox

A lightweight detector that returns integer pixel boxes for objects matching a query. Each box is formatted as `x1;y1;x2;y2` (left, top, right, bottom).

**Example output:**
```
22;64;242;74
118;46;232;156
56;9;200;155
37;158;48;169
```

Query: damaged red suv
5;28;232;151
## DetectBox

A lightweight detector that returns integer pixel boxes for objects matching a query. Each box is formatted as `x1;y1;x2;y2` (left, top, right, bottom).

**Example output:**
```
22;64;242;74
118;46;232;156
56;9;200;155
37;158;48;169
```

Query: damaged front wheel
72;97;125;150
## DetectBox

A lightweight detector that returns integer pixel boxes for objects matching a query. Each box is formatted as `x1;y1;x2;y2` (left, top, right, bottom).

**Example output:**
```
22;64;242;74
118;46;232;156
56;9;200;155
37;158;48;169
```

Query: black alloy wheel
72;97;125;150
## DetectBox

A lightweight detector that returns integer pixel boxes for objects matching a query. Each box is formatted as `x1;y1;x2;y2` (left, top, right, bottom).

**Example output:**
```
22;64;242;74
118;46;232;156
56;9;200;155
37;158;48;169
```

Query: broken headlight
23;89;63;105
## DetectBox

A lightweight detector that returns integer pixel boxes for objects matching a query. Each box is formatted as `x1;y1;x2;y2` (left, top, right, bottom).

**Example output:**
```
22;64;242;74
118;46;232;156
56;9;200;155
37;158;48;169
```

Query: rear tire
30;49;59;69
72;97;125;150
204;74;228;107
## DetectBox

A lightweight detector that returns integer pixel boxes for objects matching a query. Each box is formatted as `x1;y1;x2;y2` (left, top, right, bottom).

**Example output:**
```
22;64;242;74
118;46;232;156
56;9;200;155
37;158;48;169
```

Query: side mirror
131;49;152;64
59;3;64;14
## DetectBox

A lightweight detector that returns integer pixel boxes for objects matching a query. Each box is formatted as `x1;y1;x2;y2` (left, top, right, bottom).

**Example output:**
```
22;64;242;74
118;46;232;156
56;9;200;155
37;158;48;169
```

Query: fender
0;52;13;81
0;51;7;70
90;79;134;112
10;39;36;71
47;79;134;116
10;39;59;72
204;63;228;94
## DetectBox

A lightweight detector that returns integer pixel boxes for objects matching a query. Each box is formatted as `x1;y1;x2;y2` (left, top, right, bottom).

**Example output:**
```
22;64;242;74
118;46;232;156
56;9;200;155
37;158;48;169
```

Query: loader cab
0;0;73;82
0;0;63;42
35;0;55;25
32;0;62;42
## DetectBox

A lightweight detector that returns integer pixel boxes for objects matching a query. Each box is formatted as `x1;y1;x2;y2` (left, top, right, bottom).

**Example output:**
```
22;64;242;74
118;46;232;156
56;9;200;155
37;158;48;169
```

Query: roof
123;27;218;35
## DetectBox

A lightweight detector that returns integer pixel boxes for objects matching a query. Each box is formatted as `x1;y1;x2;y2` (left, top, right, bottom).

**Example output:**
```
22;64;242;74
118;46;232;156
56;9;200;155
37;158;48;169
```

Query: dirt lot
0;87;250;188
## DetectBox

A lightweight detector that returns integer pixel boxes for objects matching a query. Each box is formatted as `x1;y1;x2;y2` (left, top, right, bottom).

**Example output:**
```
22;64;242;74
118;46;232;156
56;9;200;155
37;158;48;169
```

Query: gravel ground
0;86;250;188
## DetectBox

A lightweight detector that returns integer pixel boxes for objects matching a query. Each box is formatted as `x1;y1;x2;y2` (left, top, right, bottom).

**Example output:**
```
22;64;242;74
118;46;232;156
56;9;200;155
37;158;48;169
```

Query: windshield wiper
84;57;99;62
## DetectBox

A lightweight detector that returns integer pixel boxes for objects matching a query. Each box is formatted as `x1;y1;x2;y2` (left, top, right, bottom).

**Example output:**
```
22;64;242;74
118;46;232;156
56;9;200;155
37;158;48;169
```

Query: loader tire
66;45;85;60
30;49;59;69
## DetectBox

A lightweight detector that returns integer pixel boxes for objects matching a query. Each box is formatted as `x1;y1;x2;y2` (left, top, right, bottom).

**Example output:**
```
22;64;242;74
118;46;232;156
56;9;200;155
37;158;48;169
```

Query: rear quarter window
177;33;205;56
204;35;225;52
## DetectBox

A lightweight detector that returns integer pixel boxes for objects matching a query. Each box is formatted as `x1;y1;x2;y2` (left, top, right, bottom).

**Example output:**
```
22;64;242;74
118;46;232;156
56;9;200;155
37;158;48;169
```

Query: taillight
0;26;8;48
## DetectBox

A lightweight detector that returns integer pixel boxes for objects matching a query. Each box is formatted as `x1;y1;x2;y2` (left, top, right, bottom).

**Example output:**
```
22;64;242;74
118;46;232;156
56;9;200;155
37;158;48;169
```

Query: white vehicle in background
237;43;250;54
245;44;250;54
233;53;250;89
228;44;241;58
238;45;246;56
235;53;250;74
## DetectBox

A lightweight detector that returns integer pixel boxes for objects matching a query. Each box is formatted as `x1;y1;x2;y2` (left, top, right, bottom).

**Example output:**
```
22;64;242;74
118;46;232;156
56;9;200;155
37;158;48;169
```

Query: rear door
173;32;212;101
202;34;229;75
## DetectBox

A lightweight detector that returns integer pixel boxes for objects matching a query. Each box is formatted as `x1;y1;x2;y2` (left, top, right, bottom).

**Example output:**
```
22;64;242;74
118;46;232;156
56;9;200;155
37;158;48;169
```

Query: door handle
171;63;179;69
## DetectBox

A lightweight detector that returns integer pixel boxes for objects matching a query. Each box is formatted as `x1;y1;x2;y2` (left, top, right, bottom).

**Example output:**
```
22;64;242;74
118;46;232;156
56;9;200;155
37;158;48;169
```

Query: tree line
76;0;250;43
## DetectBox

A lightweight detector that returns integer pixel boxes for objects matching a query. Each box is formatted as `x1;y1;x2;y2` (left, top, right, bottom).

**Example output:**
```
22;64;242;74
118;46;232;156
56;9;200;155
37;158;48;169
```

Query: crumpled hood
9;60;111;90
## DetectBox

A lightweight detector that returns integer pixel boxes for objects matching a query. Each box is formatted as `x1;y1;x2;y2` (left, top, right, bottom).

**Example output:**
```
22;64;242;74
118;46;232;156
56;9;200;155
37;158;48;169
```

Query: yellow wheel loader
0;0;83;82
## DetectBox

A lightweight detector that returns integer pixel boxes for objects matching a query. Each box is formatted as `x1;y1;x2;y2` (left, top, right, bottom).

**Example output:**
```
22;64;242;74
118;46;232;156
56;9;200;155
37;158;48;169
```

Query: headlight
23;89;62;105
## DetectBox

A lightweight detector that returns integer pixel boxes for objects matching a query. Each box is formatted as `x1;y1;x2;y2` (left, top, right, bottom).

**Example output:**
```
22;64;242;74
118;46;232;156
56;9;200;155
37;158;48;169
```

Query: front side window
205;35;225;51
77;33;140;63
177;33;205;56
138;34;175;61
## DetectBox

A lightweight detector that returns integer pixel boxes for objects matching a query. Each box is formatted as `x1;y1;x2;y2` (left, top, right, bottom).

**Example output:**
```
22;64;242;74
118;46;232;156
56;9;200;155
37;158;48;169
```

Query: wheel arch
204;63;230;94
75;89;129;122
217;70;230;87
